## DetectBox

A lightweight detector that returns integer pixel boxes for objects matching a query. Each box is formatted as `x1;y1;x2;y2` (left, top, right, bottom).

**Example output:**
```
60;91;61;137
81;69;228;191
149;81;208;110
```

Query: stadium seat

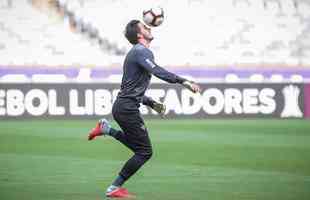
0;0;310;83
225;74;240;83
250;74;265;82
270;74;284;82
32;74;67;83
290;74;303;82
0;74;29;83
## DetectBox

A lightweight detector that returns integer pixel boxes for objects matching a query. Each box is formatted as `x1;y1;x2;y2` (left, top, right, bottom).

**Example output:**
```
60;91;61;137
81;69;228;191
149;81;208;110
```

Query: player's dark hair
124;20;140;45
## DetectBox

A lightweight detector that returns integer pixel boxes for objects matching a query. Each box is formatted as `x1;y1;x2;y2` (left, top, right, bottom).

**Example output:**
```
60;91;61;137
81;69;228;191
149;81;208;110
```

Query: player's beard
145;35;154;42
147;36;154;42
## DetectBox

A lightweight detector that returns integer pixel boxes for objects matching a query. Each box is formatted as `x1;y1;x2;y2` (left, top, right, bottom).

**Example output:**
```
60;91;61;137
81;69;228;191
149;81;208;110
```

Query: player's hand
152;101;166;118
183;80;201;93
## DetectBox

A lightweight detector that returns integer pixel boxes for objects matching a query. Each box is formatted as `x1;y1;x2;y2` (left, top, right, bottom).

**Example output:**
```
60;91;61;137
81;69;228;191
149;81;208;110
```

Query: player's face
137;22;153;42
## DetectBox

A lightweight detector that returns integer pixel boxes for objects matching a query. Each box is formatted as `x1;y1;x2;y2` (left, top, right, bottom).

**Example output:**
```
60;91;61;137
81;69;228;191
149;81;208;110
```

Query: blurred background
1;0;310;83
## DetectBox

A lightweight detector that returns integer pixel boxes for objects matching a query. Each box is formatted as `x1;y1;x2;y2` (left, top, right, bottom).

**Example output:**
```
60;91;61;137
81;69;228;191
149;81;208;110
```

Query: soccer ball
142;7;164;27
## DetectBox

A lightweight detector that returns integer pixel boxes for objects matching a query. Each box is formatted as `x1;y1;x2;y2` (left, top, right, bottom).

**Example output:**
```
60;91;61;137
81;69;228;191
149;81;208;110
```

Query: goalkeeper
87;20;201;198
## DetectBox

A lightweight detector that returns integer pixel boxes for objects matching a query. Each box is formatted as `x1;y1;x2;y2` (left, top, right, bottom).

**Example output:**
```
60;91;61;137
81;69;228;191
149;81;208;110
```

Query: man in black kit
88;20;201;198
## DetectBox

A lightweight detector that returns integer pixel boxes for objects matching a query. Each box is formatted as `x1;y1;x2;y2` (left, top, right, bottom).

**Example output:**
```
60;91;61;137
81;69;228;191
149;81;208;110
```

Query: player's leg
88;99;141;146
87;116;148;198
88;118;140;153
113;117;153;183
106;109;153;197
88;98;153;197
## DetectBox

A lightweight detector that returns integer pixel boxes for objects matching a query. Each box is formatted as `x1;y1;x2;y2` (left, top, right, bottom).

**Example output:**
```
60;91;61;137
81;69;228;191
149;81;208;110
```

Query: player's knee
144;149;153;160
137;148;153;161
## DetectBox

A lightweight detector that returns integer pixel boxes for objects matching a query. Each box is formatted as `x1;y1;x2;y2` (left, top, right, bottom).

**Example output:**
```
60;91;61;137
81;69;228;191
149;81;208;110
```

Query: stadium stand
0;0;310;82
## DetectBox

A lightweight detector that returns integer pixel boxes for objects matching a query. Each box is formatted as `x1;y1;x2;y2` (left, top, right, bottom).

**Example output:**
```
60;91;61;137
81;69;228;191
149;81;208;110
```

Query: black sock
108;128;119;137
112;175;125;187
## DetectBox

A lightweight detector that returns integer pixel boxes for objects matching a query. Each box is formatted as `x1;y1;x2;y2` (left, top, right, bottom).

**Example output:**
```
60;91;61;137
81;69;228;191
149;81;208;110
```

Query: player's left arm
136;50;201;93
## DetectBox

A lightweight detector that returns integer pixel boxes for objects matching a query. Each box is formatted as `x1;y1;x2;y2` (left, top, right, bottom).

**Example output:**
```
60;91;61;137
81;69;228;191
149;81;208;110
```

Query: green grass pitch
0;119;310;200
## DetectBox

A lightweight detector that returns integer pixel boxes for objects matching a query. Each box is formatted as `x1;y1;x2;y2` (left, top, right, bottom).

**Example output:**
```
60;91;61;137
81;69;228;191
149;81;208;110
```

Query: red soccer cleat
88;122;103;141
88;119;111;141
106;187;135;198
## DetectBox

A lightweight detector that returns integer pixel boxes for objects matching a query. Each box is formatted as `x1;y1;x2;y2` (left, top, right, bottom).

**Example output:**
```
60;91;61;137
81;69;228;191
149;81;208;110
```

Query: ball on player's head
142;6;164;27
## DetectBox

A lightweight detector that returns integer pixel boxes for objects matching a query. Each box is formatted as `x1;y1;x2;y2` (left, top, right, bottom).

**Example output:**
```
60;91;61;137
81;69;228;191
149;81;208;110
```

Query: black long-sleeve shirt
117;43;185;105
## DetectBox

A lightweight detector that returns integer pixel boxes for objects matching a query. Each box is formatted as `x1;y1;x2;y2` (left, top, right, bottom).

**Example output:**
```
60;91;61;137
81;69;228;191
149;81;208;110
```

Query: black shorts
112;98;152;155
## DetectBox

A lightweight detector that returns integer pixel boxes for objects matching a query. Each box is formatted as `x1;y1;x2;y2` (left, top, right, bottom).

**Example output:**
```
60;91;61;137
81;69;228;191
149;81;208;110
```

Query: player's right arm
136;49;201;93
